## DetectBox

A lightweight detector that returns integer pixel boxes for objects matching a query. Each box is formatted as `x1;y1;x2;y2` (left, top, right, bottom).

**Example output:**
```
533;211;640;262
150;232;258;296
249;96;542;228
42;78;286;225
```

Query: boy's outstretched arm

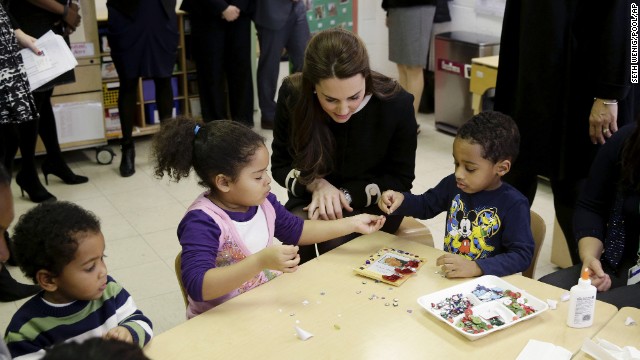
298;214;386;245
436;254;482;278
378;190;405;214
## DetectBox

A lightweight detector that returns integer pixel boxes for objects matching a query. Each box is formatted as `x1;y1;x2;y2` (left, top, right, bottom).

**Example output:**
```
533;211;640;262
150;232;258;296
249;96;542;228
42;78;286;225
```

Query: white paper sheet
19;30;78;91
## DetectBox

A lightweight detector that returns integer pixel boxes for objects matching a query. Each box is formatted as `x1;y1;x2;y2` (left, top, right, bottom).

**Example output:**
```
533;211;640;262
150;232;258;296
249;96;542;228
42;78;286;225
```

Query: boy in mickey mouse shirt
379;111;534;278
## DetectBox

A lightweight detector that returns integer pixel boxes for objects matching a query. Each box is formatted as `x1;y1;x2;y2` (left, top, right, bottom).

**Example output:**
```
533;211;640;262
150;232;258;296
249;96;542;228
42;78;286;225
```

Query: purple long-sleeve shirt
177;193;303;302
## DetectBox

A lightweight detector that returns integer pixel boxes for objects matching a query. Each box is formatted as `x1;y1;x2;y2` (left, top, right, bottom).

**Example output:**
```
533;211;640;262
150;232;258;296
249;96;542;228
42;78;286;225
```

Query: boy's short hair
12;201;101;283
456;111;520;163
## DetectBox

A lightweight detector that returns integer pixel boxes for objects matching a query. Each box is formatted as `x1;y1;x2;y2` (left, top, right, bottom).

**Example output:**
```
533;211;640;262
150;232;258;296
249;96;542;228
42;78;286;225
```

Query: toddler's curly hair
12;201;101;283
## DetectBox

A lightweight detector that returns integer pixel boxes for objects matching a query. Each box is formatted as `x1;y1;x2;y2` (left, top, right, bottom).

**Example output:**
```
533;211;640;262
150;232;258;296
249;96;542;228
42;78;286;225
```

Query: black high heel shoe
15;171;56;203
41;160;89;185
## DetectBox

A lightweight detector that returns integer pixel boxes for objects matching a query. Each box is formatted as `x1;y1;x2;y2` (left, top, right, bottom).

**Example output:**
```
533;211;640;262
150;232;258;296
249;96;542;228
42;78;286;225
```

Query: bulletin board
304;0;358;34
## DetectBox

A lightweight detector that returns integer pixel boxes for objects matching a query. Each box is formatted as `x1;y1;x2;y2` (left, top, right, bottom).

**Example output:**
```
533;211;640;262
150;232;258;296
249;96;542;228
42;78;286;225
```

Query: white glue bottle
566;268;597;328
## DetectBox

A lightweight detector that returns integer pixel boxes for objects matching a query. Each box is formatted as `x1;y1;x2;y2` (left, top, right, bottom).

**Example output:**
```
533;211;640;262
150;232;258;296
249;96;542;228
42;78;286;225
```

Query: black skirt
107;0;178;79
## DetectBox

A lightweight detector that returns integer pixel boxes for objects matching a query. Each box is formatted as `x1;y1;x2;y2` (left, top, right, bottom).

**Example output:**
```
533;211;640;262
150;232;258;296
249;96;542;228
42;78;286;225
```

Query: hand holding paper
19;30;78;91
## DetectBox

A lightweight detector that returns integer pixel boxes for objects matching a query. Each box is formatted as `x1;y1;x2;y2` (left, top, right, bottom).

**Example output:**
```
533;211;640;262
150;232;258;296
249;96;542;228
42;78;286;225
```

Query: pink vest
185;193;279;319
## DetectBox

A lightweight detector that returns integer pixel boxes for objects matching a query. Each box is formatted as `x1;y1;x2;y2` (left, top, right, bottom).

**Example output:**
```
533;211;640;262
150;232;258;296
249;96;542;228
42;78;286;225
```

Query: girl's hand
436;254;482;278
304;179;353;220
378;190;403;214
14;29;41;54
350;214;386;234
260;245;300;273
103;326;133;343
582;257;611;292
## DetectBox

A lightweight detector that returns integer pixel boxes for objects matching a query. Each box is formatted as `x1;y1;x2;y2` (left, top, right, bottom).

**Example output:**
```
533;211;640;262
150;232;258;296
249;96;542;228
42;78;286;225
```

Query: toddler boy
379;111;534;278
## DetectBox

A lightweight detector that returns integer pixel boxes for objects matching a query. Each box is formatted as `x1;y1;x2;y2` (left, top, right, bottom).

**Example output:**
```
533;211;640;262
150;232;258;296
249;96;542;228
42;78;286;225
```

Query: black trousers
190;14;254;125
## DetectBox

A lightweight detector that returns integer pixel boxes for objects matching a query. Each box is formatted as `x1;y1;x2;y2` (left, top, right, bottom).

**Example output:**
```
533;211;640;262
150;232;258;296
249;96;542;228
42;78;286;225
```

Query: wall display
305;0;357;34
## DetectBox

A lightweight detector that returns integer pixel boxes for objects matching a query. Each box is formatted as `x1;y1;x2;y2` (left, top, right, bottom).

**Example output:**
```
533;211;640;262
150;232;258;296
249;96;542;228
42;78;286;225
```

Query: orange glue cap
581;268;590;280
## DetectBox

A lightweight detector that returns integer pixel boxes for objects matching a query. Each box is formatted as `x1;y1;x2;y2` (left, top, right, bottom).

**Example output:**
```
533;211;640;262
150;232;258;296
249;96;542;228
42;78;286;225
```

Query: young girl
152;118;386;318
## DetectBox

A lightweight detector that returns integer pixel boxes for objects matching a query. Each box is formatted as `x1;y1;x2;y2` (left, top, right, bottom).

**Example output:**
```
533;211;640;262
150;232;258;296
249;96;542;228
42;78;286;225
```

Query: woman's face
315;74;366;123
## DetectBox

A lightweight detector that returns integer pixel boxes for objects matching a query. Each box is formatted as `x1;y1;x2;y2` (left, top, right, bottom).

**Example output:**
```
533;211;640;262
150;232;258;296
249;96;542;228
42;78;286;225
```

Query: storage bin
102;82;119;108
145;100;180;124
142;77;179;102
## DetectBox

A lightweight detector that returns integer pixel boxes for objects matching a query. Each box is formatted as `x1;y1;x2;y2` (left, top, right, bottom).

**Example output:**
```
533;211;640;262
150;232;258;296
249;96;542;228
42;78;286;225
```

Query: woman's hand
62;2;81;34
14;29;40;55
436;254;482;278
304;178;353;220
582;256;612;292
222;5;240;21
378;190;404;214
589;98;618;144
259;245;300;273
349;214;386;234
103;326;133;343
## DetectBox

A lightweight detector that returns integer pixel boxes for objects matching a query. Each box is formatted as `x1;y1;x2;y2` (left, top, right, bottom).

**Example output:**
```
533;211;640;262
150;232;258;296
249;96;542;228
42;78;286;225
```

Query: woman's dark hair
12;201;101;283
290;28;401;184
456;111;520;163
42;338;149;360
152;117;265;191
620;116;640;192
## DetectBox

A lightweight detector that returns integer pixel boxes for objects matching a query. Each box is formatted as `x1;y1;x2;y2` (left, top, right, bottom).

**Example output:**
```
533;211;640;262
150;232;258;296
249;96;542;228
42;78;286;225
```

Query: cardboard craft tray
417;275;549;340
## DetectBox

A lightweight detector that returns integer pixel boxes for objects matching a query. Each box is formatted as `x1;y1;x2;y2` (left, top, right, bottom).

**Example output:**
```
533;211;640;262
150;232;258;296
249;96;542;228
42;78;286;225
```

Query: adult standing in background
381;0;436;133
253;0;310;130
180;0;254;127
5;0;88;203
0;2;44;303
271;29;417;263
539;120;640;309
107;0;179;177
493;0;640;265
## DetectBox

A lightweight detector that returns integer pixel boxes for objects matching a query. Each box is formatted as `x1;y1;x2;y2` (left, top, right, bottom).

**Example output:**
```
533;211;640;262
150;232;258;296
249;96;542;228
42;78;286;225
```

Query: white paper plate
416;275;549;340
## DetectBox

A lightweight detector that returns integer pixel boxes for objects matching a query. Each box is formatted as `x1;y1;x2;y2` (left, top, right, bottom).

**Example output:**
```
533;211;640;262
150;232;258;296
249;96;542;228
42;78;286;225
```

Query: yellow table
574;307;640;359
470;55;499;115
144;232;617;360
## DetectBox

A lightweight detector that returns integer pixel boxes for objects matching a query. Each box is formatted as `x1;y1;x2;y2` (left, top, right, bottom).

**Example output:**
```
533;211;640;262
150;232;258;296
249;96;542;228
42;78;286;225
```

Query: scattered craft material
294;326;314;341
354;247;426;286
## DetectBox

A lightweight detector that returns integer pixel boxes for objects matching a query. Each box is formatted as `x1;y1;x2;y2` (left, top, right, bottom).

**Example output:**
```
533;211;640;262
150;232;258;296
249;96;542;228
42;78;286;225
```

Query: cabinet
96;12;197;139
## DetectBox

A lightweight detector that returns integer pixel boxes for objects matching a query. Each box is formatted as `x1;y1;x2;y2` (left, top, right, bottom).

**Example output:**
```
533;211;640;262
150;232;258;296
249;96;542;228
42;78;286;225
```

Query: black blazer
180;0;252;16
107;0;174;19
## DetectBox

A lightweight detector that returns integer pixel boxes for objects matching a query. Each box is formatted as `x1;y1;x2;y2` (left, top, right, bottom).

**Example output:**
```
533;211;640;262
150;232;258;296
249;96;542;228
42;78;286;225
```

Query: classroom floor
0;111;562;336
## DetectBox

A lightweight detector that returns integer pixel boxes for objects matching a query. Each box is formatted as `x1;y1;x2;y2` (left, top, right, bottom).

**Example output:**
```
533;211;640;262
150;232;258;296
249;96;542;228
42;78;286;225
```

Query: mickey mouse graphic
456;209;476;255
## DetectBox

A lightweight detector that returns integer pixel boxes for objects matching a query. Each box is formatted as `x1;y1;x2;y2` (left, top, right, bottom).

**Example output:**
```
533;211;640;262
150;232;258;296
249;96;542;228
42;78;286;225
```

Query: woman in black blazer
107;0;178;177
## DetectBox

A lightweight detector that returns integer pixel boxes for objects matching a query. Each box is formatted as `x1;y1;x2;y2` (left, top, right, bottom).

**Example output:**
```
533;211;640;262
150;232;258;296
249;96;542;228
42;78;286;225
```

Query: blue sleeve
395;175;453;219
269;193;304;244
475;195;534;277
177;210;221;302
